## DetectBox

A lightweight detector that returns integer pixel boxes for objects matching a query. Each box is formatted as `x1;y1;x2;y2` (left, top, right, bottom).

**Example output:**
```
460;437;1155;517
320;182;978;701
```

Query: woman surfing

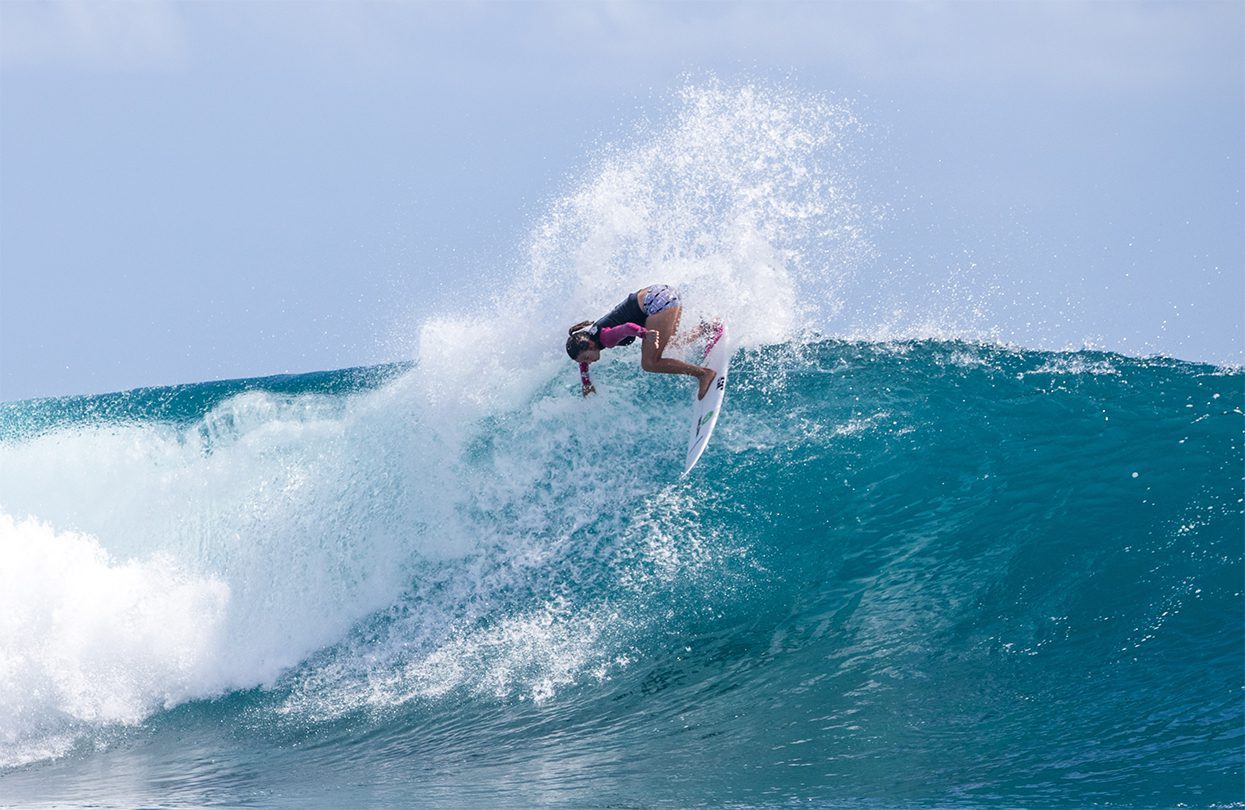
565;284;716;399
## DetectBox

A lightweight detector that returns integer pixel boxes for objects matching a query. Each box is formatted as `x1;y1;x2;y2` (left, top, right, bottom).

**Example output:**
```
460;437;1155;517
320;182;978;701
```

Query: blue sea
2;80;1243;808
0;340;1241;808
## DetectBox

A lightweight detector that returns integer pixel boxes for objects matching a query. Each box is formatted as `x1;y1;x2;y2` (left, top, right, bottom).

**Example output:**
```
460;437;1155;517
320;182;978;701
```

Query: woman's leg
641;307;716;399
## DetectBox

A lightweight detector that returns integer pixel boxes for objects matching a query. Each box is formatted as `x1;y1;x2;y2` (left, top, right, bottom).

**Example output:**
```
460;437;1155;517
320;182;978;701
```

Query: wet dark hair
566;321;596;359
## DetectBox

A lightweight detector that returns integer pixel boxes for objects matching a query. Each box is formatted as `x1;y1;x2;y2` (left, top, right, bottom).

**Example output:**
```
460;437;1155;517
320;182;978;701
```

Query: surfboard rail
683;323;731;476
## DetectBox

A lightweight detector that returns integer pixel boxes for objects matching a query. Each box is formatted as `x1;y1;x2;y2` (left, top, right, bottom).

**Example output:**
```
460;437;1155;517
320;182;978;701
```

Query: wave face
1;82;1241;807
1;342;1241;808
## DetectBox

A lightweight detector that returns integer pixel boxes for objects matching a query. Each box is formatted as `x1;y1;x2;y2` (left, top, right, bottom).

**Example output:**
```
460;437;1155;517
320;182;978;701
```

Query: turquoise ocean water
2;82;1241;808
0;340;1241;808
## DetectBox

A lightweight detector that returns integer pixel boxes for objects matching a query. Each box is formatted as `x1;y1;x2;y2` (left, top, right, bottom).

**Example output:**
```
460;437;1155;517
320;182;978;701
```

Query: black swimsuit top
591;293;647;346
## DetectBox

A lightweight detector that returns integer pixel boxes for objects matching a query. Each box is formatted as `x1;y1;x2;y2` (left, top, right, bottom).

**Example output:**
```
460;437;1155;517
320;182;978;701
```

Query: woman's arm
598;322;648;348
579;362;596;397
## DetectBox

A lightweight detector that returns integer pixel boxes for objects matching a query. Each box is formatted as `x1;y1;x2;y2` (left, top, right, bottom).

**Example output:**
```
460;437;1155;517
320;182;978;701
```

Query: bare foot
697;368;716;400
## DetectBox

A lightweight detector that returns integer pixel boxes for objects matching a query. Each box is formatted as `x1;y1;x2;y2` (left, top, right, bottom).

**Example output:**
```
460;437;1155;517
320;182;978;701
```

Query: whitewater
1;83;1241;808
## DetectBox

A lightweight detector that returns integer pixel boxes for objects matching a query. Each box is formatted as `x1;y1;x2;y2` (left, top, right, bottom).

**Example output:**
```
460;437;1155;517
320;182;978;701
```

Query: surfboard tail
701;323;725;362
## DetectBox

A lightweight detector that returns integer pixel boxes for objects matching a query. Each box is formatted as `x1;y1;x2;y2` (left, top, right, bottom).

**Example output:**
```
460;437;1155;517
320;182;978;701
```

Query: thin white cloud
1;0;187;71
14;0;1231;97
537;1;1243;95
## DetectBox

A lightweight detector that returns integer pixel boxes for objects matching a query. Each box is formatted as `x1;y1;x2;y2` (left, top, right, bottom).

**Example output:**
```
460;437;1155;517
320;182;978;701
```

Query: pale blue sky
2;1;1241;401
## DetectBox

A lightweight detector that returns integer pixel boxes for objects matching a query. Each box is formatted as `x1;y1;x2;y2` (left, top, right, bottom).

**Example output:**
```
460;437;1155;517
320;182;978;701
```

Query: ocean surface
3;80;1243;808
1;340;1241;808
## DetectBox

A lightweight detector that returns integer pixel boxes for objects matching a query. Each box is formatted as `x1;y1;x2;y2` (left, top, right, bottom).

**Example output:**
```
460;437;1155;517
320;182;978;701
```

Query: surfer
566;284;716;400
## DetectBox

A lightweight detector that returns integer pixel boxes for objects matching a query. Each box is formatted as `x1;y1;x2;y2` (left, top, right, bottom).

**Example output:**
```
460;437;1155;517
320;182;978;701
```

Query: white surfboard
683;324;732;476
